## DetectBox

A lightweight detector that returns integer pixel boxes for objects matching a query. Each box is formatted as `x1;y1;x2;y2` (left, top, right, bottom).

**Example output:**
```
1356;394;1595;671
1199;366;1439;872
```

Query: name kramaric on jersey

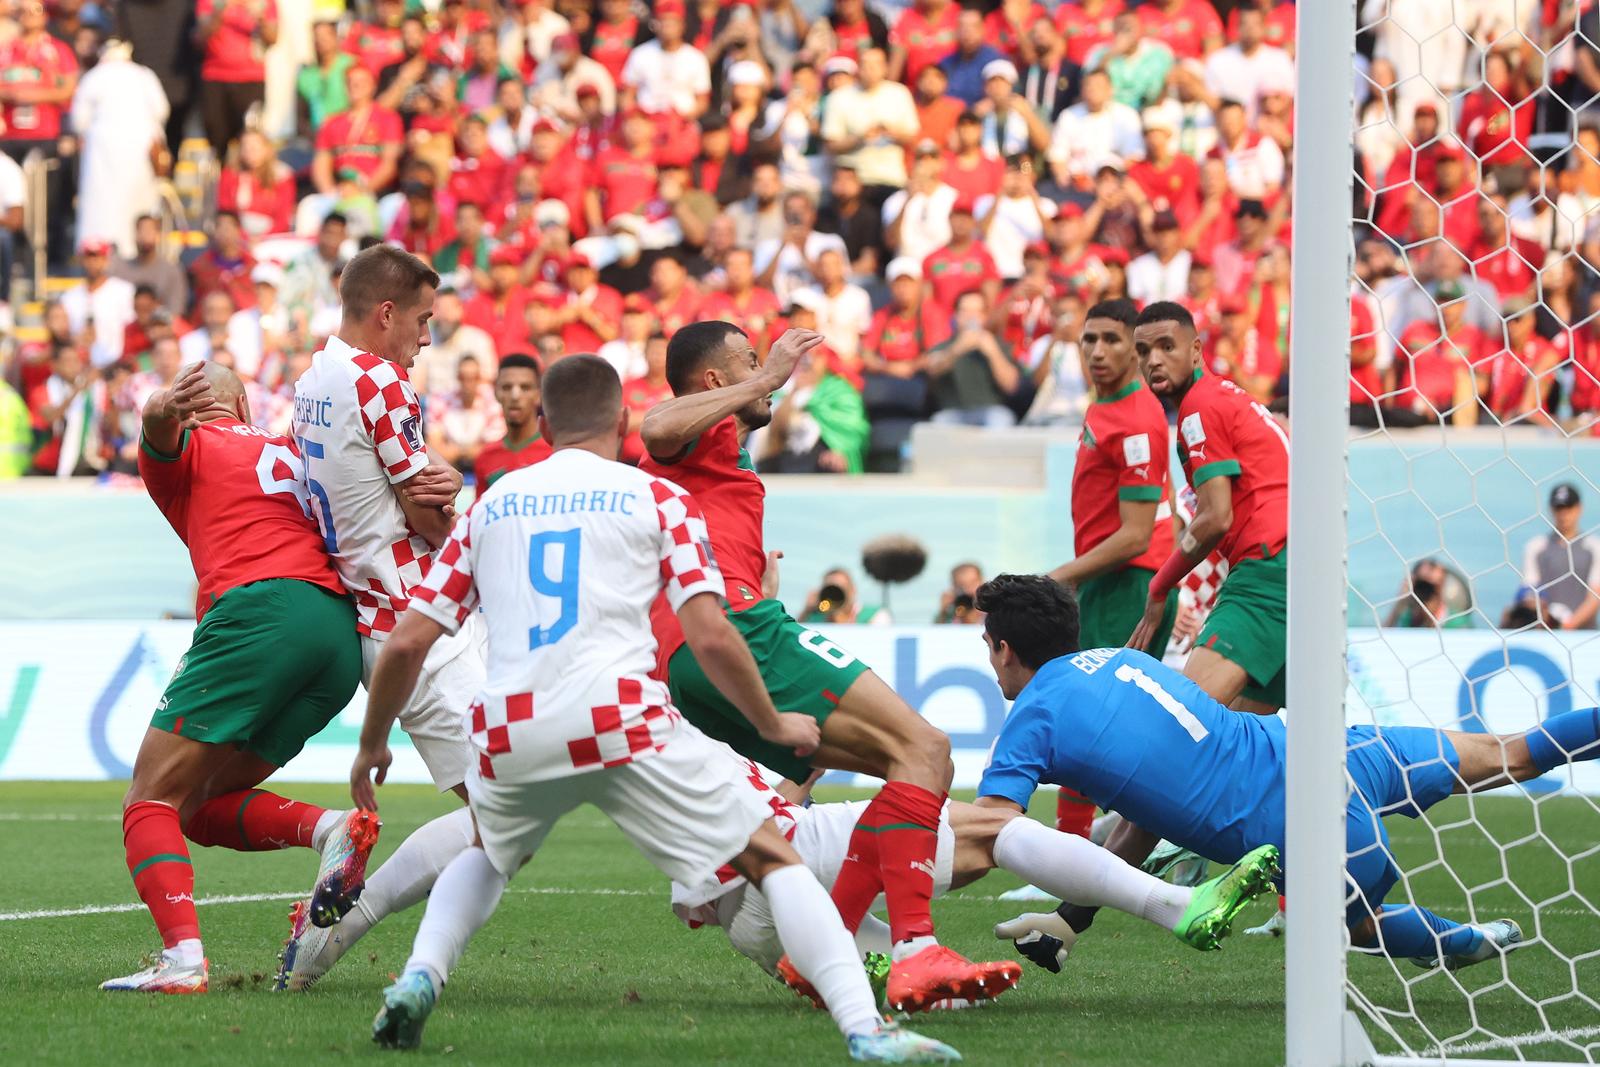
479;488;638;527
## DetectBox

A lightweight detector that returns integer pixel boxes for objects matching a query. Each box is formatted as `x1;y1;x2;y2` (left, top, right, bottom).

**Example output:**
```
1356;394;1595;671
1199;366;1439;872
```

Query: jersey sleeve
1178;394;1241;486
1115;412;1169;503
650;477;725;611
409;511;478;634
353;357;430;483
136;427;197;511
977;700;1054;810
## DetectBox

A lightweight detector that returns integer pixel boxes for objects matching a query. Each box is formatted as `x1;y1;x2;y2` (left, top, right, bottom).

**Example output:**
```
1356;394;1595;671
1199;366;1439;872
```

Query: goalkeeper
975;574;1600;971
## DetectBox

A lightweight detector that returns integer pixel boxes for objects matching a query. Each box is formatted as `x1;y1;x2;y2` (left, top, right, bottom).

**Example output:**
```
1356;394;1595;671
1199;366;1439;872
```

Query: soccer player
472;353;551;490
278;247;484;989
1127;300;1288;713
976;575;1600;971
1046;297;1177;842
352;356;958;1063
639;322;1021;1012
671;761;1279;979
104;362;374;994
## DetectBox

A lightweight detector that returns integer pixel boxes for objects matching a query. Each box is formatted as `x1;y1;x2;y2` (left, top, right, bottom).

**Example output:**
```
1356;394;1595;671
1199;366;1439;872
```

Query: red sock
183;789;325;852
123;801;199;947
872;781;944;944
1279;894;1287;913
828;820;884;935
1055;789;1096;839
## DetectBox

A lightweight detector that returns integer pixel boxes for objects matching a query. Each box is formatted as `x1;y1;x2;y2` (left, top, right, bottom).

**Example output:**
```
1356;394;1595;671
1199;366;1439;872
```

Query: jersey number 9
529;528;581;648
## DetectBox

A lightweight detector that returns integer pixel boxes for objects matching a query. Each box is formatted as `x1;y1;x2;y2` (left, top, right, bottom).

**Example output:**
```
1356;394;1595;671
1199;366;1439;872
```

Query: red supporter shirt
139;419;345;621
315;105;404;185
621;376;674;464
448;150;510;214
560;285;625;353
343;22;404;73
473;432;552;490
865;303;950;363
700;288;783;353
1348;295;1382;405
1397;321;1484;417
1072;378;1174;570
1176;370;1289;566
832;15;879;60
1129;155;1202;224
923;244;999;312
1226;3;1295;50
942;154;1005;207
1487;334;1560;421
640;418;769;669
0;33;75;140
197;0;274;82
216;167;297;235
464;287;533;358
1469;235;1544;302
1138;0;1222;60
1567;329;1600;415
891;3;961;82
592;147;659;221
1055;1;1123;65
589;17;643;82
190;248;259;312
1458;84;1536;169
985;4;1046;60
652;287;704;339
997;280;1058;352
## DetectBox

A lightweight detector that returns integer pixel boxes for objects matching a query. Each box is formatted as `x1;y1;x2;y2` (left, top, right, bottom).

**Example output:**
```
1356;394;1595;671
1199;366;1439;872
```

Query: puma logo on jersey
909;858;936;879
1188;447;1207;463
1132;465;1150;480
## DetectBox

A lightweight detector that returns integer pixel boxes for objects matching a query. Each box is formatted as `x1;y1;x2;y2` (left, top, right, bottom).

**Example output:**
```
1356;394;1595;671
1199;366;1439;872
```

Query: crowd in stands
3;0;1600;481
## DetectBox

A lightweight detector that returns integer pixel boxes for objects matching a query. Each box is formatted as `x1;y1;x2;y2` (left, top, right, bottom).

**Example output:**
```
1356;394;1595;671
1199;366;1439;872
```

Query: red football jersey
1138;0;1222;60
474;433;553;491
1071;379;1174;570
923;244;999;313
1054;1;1124;65
640;418;767;665
1175;371;1289;567
0;34;76;140
890;3;961;82
139;419;345;620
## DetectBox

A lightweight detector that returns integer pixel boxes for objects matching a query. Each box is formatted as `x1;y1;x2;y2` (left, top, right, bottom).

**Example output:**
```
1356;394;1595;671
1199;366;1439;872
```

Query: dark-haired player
639;323;1022;1012
473;354;551;490
1046;297;1178;842
104;362;372;994
974;574;1590;972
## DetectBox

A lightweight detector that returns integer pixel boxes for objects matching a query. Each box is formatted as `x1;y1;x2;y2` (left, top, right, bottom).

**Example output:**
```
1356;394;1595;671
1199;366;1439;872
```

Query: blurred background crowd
0;0;1598;482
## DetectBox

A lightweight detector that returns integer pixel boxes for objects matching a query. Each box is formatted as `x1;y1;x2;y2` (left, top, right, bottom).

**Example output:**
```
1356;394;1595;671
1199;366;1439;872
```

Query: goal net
1289;3;1600;1065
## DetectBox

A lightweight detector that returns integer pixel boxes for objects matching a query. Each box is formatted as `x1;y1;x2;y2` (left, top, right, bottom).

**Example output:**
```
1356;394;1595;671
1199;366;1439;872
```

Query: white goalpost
1289;3;1600;1066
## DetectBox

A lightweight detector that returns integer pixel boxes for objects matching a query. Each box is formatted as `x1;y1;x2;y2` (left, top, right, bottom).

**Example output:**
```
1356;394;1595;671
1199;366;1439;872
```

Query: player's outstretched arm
676;592;820;757
640;328;823;463
1130;477;1232;650
140;362;230;456
353;608;447;809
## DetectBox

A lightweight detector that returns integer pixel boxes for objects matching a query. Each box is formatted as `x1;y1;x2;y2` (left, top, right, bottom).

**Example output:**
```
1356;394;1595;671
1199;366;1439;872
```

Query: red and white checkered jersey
670;749;801;920
410;447;724;784
292;336;433;637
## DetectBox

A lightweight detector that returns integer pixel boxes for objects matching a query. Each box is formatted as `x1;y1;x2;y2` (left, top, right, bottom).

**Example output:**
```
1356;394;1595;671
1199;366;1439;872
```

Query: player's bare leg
107;730;371;994
812;670;1021;1012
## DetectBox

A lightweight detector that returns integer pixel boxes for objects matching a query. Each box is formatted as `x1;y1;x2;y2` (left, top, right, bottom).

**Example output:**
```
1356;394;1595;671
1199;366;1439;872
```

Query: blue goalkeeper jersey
979;647;1288;864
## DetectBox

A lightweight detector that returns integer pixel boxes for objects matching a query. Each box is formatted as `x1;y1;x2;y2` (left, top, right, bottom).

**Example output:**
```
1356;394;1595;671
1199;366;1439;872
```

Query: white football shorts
360;612;486;792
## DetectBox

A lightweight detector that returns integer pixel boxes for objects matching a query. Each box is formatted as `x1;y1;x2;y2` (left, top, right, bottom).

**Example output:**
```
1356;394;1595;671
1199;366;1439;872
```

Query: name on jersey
1069;647;1117;675
479;488;637;527
294;393;335;429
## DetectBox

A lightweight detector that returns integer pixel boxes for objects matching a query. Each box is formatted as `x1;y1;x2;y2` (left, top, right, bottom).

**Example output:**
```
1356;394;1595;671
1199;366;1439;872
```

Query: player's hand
405;463;464;510
1126;595;1167;652
760;712;821;757
994;911;1079;973
350;743;393;811
170;363;217;426
761;329;825;391
761;549;783;601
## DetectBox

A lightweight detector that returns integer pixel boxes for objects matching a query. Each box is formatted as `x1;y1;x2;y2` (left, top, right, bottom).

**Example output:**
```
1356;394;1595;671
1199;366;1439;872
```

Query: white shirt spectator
528;55;617;126
757;98;827;197
881;182;958;265
981;109;1034;158
975;193;1057;280
622;40;711;118
821;80;919;188
1203;43;1294;123
598;338;650;382
794;282;873;363
1215;133;1284;201
0;152;24;216
431;382;505;455
1127;249;1193;305
1361;0;1466;125
753;230;849;306
1049;100;1145;179
414;322;498;397
60;277;136;368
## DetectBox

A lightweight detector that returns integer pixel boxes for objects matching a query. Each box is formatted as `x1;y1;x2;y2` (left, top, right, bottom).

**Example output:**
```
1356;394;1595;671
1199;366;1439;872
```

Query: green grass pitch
4;781;1597;1065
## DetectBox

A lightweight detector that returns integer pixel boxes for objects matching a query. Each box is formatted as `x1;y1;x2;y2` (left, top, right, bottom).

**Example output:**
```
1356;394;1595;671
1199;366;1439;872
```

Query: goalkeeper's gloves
994;910;1080;974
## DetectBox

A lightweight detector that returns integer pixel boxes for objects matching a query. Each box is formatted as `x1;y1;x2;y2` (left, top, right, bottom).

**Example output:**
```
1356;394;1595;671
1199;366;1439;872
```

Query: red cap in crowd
491;244;527;268
79;237;113;257
1056;202;1085;220
655;0;686;19
563;252;594;276
623;293;653;314
576;83;601;100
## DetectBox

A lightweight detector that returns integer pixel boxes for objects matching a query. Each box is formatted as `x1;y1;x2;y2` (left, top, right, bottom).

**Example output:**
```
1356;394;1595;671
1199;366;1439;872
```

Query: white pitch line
0;885;661;922
1438;1024;1600;1055
0;813;121;822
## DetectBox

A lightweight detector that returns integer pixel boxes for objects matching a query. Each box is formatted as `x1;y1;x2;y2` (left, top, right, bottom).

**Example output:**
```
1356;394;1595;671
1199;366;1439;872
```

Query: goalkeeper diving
974;574;1600;971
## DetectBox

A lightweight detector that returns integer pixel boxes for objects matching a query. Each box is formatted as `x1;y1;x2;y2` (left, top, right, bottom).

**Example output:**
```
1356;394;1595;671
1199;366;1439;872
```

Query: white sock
855;912;892;957
168;938;204;967
354;807;476;928
404;846;508;991
311;809;346;852
762;864;882;1039
892;934;937;962
992;817;1192;931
